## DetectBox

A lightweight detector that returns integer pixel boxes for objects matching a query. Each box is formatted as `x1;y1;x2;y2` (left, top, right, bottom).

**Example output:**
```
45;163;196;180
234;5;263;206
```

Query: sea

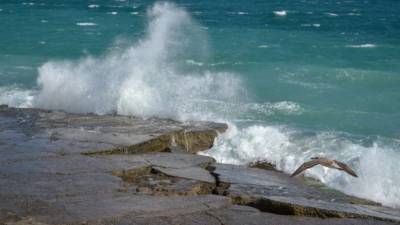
1;0;399;207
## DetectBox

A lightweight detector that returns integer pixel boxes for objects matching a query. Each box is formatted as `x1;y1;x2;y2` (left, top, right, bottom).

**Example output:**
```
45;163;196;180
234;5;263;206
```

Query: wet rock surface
0;105;399;225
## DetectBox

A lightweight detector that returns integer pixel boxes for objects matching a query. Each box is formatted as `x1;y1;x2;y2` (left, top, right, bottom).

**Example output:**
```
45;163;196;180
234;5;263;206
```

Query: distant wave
273;10;287;16
325;12;338;17
301;24;320;28
185;59;204;66
76;22;97;26
346;44;376;48
88;4;99;8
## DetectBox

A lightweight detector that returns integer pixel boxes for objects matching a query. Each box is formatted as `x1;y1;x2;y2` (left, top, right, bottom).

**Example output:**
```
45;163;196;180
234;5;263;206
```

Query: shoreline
0;105;399;225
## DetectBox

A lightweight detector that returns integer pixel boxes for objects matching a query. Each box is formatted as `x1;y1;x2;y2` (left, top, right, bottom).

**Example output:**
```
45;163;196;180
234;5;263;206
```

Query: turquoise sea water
1;0;400;206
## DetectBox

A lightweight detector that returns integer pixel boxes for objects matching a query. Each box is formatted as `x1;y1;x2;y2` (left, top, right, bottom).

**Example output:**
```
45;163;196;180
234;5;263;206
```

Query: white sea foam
107;11;118;15
15;66;33;70
201;125;400;208
301;24;320;28
273;10;287;16
237;12;248;15
0;87;34;108
88;4;100;8
185;59;204;66
346;44;376;48
325;12;338;17
76;22;97;26
348;12;361;16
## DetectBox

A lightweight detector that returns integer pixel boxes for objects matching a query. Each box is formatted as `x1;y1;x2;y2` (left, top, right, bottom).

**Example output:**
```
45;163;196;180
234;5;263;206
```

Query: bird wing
290;159;322;177
334;160;358;177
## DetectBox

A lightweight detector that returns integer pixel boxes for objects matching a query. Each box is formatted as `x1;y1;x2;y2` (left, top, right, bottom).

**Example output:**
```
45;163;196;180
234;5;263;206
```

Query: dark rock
248;160;278;171
213;163;400;222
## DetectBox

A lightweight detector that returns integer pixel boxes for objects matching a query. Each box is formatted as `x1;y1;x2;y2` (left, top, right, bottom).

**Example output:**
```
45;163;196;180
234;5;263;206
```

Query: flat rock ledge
0;105;399;225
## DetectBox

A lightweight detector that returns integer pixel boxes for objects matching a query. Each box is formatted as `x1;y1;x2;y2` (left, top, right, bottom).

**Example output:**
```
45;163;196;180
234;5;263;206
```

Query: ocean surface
1;0;400;207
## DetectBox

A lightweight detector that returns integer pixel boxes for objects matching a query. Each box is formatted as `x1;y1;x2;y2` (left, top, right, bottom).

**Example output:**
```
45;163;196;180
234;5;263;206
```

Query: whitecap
237;12;248;15
76;22;97;26
258;45;269;48
107;11;118;15
185;59;204;66
273;10;287;16
210;62;228;66
88;4;99;8
15;66;33;70
130;12;139;15
325;12;338;17
346;44;376;48
313;23;321;27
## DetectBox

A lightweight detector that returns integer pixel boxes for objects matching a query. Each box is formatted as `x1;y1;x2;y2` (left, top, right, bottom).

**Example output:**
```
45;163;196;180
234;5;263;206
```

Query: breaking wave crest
201;125;400;207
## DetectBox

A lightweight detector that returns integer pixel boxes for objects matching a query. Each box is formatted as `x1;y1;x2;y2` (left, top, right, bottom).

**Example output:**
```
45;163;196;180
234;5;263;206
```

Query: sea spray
34;2;244;120
202;125;400;207
0;86;35;108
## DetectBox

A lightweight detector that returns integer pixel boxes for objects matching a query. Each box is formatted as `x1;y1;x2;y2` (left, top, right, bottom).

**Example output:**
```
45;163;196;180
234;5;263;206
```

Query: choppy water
1;0;400;207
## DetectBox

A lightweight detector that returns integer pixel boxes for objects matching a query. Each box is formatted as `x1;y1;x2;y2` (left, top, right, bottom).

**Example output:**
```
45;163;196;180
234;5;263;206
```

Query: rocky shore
0;105;399;225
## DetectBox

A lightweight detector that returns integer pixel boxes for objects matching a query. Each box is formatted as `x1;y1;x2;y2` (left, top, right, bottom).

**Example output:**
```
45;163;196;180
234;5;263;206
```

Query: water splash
202;125;400;207
34;2;244;120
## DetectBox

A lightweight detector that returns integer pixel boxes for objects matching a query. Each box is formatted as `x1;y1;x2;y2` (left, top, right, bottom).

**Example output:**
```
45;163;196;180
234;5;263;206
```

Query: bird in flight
291;157;358;177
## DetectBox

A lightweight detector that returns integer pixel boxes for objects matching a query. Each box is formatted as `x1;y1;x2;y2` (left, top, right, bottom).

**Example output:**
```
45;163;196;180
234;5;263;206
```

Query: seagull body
291;157;358;177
